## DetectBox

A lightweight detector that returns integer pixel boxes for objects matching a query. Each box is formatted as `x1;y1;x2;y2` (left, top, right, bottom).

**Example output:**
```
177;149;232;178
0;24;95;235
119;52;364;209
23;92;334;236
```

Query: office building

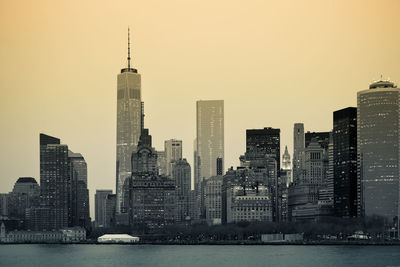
246;127;281;172
204;175;223;225
0;194;8;216
195;100;224;191
293;123;305;183
165;139;183;177
129;128;176;231
357;79;400;221
222;168;273;224
68;152;90;228
172;159;191;223
116;29;143;214
7;177;40;225
333;107;357;218
39;133;70;230
95;190;113;228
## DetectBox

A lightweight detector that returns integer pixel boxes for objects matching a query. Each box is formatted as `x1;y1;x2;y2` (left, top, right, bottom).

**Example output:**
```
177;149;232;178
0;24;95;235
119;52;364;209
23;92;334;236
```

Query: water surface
1;244;399;267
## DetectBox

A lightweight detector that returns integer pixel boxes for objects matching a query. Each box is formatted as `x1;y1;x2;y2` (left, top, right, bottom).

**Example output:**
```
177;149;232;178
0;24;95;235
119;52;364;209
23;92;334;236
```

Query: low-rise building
97;234;139;243
0;222;86;243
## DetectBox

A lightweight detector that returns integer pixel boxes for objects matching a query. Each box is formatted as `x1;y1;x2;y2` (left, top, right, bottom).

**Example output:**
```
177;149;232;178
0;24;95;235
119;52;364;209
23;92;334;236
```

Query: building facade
357;80;400;221
95;190;113;228
204;176;223;225
246;127;281;172
129;128;176;231
116;31;143;215
7;177;40;225
333;107;357;218
39;134;70;230
68;152;90;228
293;123;305;183
165;139;182;177
172;159;191;223
195;100;224;191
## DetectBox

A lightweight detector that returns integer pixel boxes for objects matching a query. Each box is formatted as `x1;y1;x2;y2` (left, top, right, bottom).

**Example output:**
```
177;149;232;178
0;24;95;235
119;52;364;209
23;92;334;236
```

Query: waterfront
1;245;400;267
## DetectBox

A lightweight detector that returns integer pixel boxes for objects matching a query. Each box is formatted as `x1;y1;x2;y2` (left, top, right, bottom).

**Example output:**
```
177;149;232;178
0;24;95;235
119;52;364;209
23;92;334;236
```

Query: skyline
1;0;400;218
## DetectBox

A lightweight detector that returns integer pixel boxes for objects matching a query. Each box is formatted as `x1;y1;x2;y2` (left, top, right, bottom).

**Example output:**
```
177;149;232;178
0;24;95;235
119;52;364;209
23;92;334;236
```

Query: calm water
1;244;400;267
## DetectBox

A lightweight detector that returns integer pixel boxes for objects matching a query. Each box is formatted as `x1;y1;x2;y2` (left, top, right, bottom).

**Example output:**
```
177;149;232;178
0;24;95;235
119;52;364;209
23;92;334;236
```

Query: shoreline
2;240;400;246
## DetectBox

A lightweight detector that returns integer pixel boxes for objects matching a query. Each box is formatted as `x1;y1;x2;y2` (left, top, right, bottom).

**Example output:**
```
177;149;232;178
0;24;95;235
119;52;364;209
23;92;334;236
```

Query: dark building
69;152;90;229
39;133;70;230
95;190;113;228
216;157;223;176
104;194;116;228
172;159;191;223
246;128;280;172
305;131;330;149
333;107;357;218
7;177;40;228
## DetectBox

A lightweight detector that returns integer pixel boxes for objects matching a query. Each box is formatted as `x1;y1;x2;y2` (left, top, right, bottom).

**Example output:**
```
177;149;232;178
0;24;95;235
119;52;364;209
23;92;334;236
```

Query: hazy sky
1;0;399;217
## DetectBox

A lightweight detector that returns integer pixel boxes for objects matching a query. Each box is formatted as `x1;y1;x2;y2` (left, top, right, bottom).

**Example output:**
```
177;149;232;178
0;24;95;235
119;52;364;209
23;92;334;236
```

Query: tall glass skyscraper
195;100;224;191
116;30;142;214
357;80;399;221
333;107;357;218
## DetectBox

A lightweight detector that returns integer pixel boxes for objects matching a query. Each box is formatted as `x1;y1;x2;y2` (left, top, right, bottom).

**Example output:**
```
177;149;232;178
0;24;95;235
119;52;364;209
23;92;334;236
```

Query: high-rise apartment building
165;139;182;177
116;29;142;214
357;80;400;221
195;100;224;191
333;107;357;218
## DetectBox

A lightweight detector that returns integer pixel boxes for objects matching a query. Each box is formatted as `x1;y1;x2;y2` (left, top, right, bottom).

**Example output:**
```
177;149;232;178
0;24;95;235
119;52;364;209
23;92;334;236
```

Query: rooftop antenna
128;27;131;69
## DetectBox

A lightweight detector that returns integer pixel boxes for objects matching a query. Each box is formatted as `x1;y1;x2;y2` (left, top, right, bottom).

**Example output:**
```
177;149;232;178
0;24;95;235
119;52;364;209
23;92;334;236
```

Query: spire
120;28;137;73
128;27;131;69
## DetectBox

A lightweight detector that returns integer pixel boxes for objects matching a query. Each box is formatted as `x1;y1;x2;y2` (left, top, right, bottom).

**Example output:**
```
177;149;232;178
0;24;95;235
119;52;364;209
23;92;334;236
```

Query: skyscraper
95;190;113;228
357;79;400;221
293;123;305;183
39;133;70;230
116;29;142;214
246;127;281;171
129;128;176;231
195;100;224;190
165;139;183;177
172;159;191;222
69;152;90;228
333;107;357;218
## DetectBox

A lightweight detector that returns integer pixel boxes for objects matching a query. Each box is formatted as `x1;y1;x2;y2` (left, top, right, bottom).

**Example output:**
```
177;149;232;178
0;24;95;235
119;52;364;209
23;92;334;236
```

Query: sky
1;0;399;218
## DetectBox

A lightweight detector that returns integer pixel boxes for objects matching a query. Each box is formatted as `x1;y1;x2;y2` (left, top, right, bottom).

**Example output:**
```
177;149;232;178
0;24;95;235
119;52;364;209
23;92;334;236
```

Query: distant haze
1;0;399;217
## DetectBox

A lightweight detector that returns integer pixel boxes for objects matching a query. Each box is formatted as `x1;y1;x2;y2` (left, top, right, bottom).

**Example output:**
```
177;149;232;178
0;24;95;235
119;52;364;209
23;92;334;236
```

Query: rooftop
16;177;37;184
369;80;397;89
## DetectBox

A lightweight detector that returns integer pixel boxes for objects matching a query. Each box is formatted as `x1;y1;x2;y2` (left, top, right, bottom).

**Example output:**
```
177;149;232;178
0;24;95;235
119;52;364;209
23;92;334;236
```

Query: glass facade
333;107;357;218
116;69;142;214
